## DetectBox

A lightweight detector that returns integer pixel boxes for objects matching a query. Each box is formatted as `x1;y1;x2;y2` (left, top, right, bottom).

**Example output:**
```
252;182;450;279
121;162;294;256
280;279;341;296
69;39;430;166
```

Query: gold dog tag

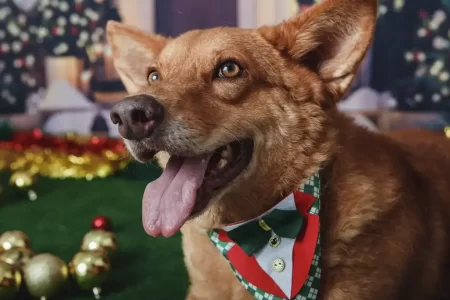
269;235;281;248
258;219;271;231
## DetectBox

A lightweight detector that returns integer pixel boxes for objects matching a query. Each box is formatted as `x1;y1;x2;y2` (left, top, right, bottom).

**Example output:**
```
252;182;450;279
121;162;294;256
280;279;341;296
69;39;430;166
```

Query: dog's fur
107;0;450;299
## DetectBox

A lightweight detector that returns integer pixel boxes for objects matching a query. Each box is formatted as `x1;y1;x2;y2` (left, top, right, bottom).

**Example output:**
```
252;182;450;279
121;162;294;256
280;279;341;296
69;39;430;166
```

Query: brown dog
107;0;450;299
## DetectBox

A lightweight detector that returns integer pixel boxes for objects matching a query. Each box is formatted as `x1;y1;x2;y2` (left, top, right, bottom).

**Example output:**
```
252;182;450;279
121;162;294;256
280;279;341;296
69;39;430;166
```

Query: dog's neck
195;109;356;229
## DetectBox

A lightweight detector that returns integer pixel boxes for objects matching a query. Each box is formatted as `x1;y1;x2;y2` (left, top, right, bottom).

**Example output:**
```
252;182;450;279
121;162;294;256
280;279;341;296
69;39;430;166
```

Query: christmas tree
387;1;450;110
0;0;41;114
371;0;450;111
37;0;119;57
0;0;123;115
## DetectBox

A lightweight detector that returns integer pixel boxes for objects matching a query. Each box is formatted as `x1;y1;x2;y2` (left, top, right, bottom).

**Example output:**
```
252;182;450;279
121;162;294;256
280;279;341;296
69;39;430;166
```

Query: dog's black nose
110;95;165;140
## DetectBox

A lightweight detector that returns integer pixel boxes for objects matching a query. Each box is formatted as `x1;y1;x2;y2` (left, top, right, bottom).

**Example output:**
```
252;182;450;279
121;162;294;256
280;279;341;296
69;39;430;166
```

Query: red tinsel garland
0;129;125;154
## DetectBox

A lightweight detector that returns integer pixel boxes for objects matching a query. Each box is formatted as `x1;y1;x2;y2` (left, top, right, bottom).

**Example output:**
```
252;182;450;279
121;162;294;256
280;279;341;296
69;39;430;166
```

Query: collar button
272;258;285;272
269;235;281;248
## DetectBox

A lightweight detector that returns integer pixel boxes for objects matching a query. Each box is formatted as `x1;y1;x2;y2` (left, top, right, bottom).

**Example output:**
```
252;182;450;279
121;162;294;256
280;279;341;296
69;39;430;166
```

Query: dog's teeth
217;158;227;169
221;148;229;158
221;144;233;159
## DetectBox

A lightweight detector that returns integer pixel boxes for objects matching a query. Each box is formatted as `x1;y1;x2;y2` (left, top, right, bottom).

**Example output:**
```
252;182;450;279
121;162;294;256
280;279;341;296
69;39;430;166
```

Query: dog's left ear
106;21;170;94
259;0;377;102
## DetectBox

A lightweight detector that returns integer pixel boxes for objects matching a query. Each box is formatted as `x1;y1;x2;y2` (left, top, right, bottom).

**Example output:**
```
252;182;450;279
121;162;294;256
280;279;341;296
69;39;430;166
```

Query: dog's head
107;0;377;236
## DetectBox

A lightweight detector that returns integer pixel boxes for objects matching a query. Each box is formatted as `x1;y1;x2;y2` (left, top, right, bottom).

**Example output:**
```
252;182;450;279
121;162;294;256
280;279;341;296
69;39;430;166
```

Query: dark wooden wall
155;0;237;37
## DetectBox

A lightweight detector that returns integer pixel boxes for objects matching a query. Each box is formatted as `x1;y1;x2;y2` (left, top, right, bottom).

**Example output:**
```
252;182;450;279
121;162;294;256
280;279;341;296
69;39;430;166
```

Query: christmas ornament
9;171;38;201
0;261;21;300
9;171;36;189
0;247;34;268
0;130;128;179
91;216;111;231
69;251;111;299
81;230;117;255
444;126;450;138
22;253;68;299
0;231;30;252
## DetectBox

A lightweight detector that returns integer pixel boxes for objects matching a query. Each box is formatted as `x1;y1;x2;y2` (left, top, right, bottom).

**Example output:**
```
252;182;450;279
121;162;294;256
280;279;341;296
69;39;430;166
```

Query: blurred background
4;0;450;136
3;0;450;133
1;0;450;299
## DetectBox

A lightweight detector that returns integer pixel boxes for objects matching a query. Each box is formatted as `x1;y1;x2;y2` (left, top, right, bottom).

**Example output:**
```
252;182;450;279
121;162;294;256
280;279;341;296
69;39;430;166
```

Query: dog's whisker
222;127;243;147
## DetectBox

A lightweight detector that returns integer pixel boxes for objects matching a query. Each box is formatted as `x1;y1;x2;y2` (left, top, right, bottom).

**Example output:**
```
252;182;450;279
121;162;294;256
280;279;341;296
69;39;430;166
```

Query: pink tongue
142;154;211;237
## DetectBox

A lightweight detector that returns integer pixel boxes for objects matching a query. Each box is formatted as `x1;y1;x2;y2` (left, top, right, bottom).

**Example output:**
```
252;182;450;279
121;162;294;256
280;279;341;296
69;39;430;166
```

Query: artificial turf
0;161;189;299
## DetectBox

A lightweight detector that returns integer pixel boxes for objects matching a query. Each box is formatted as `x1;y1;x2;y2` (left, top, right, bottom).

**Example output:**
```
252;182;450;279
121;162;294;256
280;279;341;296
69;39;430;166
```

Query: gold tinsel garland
0;130;129;180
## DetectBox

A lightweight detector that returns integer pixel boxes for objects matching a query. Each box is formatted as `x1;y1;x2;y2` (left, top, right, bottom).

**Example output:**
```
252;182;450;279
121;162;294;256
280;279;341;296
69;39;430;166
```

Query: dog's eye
217;61;242;78
148;71;159;83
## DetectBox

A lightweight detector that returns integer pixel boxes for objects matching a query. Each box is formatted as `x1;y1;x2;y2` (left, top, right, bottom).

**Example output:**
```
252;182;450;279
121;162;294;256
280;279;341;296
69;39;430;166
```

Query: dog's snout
110;95;165;140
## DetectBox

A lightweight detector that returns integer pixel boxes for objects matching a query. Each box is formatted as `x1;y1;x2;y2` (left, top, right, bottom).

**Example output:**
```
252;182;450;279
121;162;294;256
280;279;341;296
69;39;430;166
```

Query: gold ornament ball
0;248;34;269
9;171;38;201
81;230;117;255
69;251;111;292
22;253;68;299
445;126;450;138
9;171;36;189
0;231;30;253
0;261;21;300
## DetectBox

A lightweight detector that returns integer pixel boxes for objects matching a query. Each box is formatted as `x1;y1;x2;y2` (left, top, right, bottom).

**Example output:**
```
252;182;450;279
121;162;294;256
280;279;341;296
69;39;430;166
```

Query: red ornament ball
91;216;112;231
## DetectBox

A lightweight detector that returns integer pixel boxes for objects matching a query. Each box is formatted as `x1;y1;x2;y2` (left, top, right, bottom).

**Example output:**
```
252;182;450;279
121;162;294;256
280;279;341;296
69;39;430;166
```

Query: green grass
0;161;189;299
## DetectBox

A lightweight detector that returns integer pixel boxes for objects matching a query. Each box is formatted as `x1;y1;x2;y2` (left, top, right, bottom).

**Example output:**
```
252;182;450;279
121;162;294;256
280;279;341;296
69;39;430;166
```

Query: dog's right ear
258;0;377;103
106;21;169;94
